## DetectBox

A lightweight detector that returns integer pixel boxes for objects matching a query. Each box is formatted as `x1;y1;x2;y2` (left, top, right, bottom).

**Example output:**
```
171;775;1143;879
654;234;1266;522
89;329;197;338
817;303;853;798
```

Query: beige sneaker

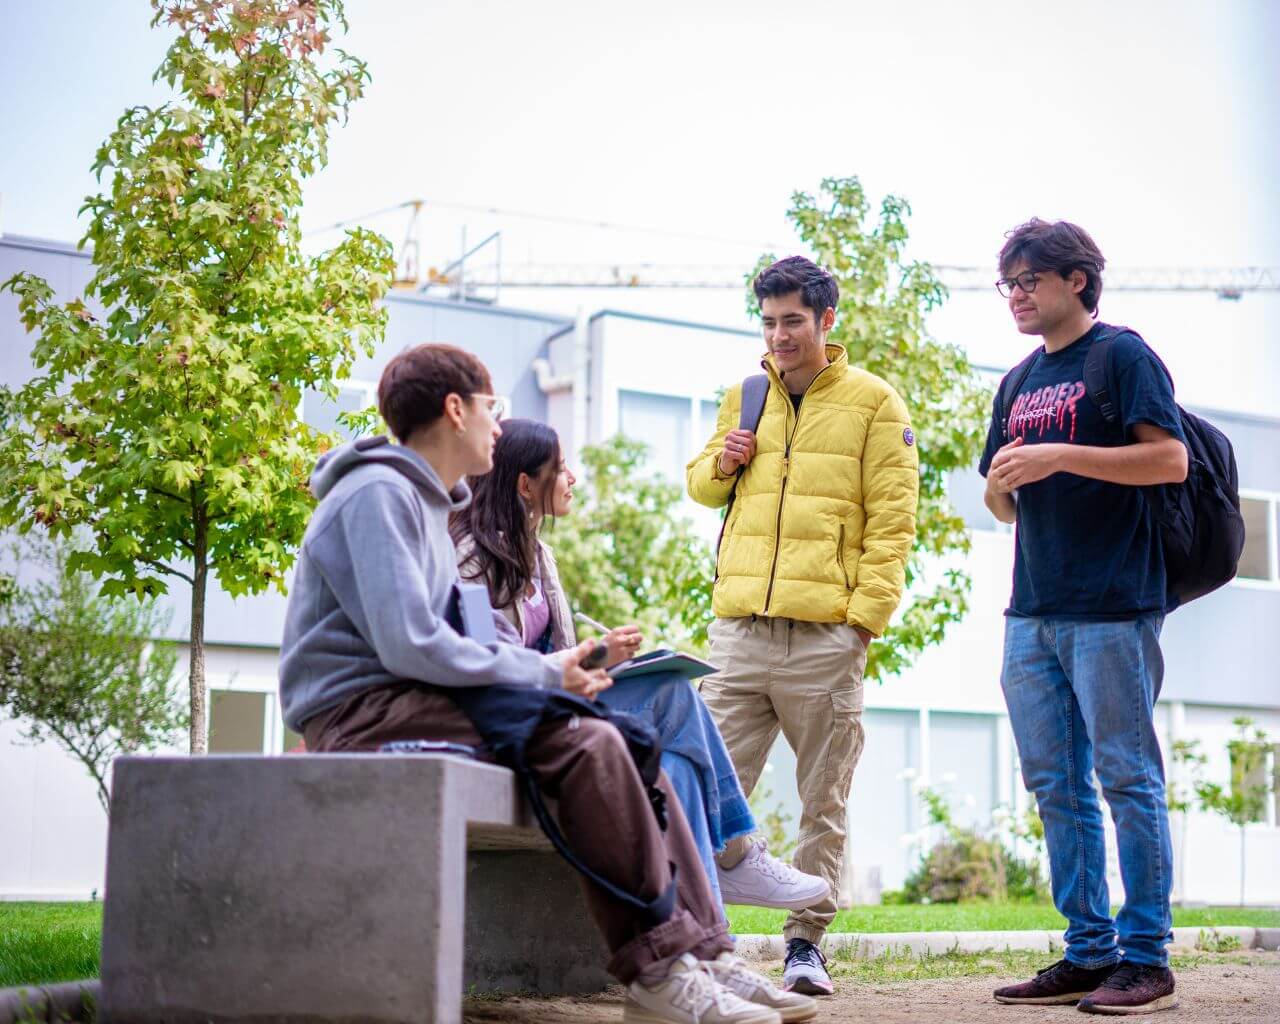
705;951;818;1023
625;953;782;1024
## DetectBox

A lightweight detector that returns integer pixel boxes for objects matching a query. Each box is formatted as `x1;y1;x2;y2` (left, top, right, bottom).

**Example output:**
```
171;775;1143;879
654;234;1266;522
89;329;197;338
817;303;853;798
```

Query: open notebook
607;648;718;682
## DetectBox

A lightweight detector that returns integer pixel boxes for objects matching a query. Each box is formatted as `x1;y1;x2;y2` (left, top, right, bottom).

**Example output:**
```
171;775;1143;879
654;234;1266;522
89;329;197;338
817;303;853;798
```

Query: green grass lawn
725;903;1280;936
0;902;103;989
2;901;1277;990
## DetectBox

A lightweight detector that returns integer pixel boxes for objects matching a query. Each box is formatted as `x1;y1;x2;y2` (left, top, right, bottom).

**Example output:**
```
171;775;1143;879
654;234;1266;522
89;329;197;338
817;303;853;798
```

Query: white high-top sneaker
716;838;829;910
625;953;782;1024
705;951;818;1022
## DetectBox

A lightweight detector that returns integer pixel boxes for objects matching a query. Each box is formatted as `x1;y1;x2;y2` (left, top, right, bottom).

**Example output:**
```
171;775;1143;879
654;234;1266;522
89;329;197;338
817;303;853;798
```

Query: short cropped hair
752;256;839;325
377;343;493;443
999;219;1106;316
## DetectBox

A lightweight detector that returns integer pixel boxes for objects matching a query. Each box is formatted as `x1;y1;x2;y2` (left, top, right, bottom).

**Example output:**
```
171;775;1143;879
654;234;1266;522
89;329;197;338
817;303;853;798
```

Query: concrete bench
101;754;611;1024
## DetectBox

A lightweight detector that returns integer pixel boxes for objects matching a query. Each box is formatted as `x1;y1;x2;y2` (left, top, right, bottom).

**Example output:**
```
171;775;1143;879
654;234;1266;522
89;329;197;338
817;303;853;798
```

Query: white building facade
2;234;1277;906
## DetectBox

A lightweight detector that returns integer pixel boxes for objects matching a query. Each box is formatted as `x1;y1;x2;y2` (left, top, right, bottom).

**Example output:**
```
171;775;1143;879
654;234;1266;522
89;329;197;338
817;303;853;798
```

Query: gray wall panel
1160;583;1280;707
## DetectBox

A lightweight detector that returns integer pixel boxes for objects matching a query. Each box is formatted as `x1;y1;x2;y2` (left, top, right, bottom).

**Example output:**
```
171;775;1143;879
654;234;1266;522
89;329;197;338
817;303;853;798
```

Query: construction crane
305;200;1279;300
429;262;1280;300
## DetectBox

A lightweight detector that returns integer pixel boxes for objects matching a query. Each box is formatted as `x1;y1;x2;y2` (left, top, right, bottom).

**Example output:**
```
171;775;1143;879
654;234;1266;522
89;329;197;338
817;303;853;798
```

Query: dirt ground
463;951;1280;1023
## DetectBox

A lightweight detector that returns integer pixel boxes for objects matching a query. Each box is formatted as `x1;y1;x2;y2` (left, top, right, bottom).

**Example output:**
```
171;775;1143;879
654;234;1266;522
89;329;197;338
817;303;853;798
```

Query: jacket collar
762;343;848;395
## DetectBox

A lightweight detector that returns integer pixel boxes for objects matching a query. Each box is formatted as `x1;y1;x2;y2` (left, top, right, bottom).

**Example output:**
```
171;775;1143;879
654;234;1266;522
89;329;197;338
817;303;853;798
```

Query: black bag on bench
443;585;679;929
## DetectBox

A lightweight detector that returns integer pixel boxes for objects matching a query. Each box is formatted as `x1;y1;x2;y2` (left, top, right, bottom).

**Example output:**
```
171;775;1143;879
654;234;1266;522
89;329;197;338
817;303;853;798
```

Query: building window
929;712;999;831
208;690;267;753
618;390;692;483
1237;493;1279;583
302;382;377;440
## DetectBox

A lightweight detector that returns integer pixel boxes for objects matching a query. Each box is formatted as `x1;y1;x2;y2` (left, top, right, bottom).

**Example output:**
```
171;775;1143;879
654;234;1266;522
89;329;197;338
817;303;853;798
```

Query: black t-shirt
978;324;1185;619
789;391;804;414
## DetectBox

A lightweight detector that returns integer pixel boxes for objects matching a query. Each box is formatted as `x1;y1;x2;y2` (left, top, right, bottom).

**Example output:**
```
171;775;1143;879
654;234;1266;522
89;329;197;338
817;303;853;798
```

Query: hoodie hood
310;435;471;512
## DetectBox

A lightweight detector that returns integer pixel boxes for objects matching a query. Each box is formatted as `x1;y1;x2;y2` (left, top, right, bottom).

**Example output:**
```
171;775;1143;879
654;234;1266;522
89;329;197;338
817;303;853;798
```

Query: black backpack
713;374;770;575
997;325;1245;609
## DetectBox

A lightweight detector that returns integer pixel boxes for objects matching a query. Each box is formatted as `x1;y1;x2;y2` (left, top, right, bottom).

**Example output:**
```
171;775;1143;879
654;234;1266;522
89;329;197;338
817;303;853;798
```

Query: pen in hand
574;611;612;635
574;611;644;664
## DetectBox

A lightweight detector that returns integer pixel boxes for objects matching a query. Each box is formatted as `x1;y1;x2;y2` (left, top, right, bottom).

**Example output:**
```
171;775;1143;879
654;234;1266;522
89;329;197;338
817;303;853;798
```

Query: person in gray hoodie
278;343;787;1024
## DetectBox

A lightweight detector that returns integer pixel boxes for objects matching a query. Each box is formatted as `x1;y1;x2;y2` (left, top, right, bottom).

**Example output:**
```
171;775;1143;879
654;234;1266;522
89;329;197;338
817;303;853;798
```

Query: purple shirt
521;576;551;648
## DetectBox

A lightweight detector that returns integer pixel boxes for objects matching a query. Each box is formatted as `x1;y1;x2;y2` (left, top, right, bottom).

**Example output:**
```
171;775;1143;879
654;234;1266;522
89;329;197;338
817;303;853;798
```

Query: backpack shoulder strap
999;350;1040;441
739;373;769;433
1084;324;1173;430
1083;333;1119;425
714;373;771;576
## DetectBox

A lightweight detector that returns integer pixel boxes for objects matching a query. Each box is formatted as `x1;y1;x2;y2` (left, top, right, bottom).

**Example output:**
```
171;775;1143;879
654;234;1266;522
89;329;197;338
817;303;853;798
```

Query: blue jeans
597;671;756;910
1001;615;1173;967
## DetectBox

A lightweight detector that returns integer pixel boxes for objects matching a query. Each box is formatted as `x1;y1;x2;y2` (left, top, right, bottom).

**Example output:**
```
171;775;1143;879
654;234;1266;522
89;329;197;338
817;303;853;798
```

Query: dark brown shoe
1077;962;1177;1015
994;958;1119;1005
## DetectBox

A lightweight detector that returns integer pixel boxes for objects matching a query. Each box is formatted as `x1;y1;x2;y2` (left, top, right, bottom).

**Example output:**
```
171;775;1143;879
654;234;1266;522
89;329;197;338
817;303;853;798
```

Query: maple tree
0;0;393;752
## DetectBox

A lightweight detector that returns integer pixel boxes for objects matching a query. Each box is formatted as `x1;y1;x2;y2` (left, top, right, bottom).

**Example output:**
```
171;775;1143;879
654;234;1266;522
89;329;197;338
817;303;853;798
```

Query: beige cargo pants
700;615;867;943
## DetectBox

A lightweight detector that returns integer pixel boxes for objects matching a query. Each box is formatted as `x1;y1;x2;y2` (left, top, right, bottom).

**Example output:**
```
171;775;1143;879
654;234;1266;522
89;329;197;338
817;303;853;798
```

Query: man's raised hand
718;429;758;475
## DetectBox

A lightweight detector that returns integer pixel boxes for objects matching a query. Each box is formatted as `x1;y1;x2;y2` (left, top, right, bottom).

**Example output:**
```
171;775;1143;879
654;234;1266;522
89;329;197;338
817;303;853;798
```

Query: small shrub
1195;928;1242;953
891;787;1049;904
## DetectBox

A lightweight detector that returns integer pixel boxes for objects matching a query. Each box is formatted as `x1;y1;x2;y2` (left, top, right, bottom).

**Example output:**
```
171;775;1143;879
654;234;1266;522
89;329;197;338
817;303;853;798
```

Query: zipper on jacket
761;360;837;614
762;457;790;613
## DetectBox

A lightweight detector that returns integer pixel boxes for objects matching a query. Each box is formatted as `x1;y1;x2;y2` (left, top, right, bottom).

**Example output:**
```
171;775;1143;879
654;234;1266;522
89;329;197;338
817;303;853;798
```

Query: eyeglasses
472;394;507;420
995;271;1041;298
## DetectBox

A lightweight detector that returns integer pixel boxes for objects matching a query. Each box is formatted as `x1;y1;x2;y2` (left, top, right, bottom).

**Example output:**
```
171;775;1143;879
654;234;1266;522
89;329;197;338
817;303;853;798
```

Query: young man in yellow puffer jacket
687;256;919;996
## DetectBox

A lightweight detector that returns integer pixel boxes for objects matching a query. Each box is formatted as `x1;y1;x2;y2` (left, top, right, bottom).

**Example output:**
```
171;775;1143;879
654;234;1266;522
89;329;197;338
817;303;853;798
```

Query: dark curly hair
752;255;839;325
999;218;1106;316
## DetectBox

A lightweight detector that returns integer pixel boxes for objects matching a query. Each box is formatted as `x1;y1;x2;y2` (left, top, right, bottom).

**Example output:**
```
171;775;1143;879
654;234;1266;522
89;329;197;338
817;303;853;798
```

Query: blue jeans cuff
714;800;755;851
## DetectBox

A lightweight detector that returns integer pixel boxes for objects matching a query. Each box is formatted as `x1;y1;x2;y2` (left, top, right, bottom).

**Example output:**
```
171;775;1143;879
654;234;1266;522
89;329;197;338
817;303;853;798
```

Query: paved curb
0;980;98;1024
733;926;1278;961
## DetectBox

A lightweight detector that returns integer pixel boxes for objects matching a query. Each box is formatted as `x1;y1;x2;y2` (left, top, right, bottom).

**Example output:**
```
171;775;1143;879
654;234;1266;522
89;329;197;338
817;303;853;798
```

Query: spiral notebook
607;648;718;681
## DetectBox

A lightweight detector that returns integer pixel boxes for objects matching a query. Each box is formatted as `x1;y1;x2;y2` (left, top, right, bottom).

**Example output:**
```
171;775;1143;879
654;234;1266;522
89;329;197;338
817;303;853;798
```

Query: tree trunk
189;511;209;755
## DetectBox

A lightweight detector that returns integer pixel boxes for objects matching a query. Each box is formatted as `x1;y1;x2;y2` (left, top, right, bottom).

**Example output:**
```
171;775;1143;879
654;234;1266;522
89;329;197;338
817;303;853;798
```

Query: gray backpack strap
739;374;769;432
714;374;770;575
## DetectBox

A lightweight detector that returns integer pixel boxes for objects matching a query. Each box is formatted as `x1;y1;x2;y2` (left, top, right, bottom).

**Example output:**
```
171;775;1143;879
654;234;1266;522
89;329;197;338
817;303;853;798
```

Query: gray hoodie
278;436;560;732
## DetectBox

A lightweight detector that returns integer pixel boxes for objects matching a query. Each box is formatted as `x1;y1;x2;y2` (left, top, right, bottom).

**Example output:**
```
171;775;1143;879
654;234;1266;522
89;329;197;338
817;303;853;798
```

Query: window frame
615;386;695;484
298;378;380;439
1232;488;1280;591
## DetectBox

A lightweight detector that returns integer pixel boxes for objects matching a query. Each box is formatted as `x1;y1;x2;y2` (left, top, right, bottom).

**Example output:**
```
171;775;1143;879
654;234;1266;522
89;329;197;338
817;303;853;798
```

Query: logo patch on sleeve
903;427;915;446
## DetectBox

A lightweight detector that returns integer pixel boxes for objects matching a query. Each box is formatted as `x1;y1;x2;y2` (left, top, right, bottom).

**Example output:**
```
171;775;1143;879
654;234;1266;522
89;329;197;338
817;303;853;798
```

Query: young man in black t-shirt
979;220;1189;1015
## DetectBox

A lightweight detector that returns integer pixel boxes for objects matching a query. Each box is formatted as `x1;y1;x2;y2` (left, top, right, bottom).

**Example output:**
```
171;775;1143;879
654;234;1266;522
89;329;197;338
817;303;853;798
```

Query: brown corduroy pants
303;684;732;984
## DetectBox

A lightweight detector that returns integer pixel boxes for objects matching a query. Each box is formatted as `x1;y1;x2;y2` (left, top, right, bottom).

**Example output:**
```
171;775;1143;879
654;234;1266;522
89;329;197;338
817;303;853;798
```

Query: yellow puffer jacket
686;344;919;636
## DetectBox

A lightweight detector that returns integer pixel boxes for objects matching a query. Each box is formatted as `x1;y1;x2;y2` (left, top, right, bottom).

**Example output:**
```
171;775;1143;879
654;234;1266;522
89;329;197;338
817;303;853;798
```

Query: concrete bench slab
101;754;609;1024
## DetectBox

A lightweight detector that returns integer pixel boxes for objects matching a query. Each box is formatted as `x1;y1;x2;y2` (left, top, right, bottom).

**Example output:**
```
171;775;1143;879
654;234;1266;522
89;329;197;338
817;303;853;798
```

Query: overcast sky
2;1;1277;409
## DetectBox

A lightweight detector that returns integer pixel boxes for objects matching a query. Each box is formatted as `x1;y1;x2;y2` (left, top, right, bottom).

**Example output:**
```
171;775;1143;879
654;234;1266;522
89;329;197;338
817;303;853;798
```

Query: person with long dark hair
451;420;831;941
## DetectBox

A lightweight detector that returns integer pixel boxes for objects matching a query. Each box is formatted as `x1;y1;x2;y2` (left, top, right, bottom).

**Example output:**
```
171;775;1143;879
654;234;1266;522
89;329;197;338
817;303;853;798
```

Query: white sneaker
782;938;833;996
625;953;782;1024
705;951;818;1022
716;839;829;911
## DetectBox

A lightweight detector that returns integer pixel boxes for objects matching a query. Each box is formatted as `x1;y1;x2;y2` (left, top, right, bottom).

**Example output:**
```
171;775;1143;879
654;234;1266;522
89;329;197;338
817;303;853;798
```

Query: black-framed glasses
995;271;1041;298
